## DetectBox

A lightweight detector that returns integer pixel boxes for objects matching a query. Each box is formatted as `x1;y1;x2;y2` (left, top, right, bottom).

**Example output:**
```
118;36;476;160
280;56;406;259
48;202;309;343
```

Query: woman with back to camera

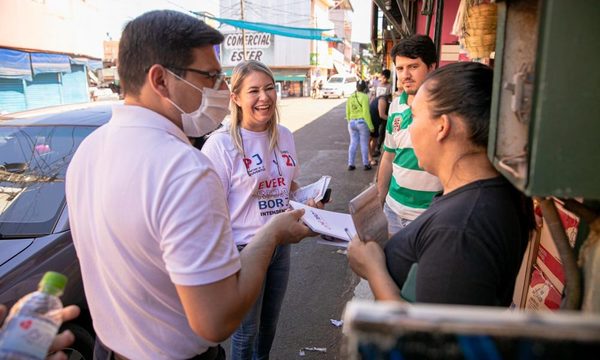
348;62;534;305
201;60;320;360
346;80;375;171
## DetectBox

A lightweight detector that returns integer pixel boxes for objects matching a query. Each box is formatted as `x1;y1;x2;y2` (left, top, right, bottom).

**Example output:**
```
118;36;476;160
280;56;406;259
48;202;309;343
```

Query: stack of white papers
289;200;356;247
291;176;331;204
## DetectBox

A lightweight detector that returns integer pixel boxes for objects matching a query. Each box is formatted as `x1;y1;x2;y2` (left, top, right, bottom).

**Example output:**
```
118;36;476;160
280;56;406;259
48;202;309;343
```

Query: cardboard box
525;266;562;311
534;201;579;292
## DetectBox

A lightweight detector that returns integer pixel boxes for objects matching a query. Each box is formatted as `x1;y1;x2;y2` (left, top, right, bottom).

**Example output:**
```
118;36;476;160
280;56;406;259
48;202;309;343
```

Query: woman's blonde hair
229;60;280;154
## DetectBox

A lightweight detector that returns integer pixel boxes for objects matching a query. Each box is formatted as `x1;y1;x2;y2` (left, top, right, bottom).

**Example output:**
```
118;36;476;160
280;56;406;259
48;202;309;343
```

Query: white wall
0;0;220;59
220;0;335;67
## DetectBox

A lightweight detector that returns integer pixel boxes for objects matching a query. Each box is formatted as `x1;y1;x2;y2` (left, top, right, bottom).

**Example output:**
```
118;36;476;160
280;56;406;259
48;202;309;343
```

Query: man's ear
437;114;451;142
147;64;171;98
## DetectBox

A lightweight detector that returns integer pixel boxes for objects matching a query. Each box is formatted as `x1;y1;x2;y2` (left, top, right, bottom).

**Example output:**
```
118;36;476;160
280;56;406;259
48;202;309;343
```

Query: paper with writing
289;200;356;242
291;176;331;204
348;184;388;245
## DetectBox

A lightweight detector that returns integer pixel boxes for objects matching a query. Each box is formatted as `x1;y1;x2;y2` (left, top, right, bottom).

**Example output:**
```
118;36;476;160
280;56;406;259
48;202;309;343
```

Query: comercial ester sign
221;32;274;66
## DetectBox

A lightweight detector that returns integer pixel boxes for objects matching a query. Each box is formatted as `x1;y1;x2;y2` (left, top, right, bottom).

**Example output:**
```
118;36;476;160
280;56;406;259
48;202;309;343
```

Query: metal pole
433;0;444;68
240;0;247;60
395;0;414;35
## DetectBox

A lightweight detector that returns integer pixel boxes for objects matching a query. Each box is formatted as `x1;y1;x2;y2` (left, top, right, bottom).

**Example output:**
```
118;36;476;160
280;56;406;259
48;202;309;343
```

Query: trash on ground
299;347;327;356
336;249;347;255
330;319;343;327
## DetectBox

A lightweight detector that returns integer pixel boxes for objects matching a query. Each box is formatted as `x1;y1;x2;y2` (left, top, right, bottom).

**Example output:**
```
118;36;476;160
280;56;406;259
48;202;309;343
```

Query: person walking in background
202;60;322;360
66;11;312;359
349;62;534;305
346;80;375;171
368;69;392;159
377;35;442;234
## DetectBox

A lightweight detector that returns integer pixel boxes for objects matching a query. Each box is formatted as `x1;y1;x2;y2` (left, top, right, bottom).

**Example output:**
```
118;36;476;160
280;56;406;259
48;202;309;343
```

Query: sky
102;0;372;43
350;0;372;44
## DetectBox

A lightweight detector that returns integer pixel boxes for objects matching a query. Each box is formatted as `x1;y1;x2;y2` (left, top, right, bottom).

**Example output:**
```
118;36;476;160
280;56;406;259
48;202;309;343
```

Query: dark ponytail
423;62;493;148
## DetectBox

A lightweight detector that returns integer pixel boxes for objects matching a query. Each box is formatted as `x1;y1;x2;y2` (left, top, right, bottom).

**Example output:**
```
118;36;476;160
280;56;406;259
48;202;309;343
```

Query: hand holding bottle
0;272;80;360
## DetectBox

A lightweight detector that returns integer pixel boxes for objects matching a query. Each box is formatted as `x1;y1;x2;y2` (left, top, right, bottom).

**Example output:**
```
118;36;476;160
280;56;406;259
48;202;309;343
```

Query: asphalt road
222;97;376;359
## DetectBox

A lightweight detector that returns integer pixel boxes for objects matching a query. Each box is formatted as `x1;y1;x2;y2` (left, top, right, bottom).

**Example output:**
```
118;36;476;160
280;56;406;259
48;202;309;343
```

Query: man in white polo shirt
65;10;312;360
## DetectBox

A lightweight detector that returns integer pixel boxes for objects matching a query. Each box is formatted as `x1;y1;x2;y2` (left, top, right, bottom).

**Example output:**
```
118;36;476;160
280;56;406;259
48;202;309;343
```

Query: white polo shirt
66;104;241;359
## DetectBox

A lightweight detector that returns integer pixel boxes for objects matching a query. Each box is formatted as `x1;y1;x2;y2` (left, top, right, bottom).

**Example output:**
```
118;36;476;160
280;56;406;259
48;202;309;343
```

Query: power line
244;0;313;21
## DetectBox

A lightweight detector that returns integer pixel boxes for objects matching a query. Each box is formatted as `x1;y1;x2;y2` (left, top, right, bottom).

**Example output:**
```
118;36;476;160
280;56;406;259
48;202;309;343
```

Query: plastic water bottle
0;272;68;360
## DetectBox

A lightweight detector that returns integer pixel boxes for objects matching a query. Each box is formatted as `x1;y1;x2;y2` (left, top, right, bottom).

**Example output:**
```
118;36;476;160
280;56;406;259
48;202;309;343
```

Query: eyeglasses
167;66;226;89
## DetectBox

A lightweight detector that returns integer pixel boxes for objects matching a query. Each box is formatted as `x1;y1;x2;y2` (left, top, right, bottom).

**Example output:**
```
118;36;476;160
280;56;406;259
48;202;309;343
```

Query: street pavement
223;97;376;359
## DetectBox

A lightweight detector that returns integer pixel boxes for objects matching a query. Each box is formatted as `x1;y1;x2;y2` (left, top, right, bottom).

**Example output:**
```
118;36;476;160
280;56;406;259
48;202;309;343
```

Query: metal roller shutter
62;64;89;104
25;73;62;110
0;78;26;114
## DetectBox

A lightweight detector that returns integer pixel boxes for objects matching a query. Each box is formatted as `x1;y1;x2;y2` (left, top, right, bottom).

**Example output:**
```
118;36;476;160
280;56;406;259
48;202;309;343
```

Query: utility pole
240;0;247;60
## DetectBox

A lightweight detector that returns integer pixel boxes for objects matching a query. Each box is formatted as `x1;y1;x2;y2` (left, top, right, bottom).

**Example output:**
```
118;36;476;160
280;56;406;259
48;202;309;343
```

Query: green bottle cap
40;271;68;292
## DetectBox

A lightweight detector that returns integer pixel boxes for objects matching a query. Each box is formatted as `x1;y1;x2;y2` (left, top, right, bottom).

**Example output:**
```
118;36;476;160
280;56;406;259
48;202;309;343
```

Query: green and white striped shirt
383;92;442;220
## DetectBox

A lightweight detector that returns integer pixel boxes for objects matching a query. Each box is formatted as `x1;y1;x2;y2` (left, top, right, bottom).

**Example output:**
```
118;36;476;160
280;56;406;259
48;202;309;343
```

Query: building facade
219;0;355;97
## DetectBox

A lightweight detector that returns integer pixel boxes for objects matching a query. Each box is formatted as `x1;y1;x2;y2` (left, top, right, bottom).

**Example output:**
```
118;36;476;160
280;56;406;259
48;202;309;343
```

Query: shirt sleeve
383;105;398;152
345;97;351;120
158;162;240;286
361;94;374;132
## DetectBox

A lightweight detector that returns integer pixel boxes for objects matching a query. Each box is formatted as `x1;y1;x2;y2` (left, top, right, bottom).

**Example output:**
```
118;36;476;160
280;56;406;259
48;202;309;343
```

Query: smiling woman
200;60;303;360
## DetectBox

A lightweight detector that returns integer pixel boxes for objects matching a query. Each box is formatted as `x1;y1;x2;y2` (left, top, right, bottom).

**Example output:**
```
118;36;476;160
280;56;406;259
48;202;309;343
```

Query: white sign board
221;32;274;66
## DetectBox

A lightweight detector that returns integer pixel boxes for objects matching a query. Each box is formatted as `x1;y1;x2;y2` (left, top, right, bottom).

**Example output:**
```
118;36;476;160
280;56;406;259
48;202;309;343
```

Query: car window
328;77;343;84
346;77;357;83
0;125;95;237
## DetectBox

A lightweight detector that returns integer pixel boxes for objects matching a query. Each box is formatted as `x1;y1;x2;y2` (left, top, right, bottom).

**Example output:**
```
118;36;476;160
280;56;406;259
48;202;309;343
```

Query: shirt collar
399;91;409;105
109;104;191;145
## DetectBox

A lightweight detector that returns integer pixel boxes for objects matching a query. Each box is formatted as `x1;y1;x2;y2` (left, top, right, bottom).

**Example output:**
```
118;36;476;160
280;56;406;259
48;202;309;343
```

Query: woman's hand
347;237;402;301
347;235;386;280
306;198;324;210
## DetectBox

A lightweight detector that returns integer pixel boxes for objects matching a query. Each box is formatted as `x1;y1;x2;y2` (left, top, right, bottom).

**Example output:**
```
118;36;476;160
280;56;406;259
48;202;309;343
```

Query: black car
0;102;114;358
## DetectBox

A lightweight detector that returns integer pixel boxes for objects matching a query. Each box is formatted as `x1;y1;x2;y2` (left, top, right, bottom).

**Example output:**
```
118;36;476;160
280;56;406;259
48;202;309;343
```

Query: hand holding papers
289;200;356;247
291;176;331;204
348;184;388;245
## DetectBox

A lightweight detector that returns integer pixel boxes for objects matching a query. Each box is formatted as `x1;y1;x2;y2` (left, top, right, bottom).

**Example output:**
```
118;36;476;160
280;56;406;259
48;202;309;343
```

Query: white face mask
166;69;231;137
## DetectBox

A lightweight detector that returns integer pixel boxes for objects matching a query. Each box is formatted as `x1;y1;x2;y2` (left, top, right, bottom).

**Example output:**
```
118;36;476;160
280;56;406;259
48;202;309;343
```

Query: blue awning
198;13;342;43
70;57;103;71
87;60;103;71
31;53;71;76
0;48;32;81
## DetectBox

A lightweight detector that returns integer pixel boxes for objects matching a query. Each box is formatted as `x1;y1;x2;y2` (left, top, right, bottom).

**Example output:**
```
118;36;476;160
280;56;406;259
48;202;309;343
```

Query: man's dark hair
391;34;437;68
423;62;493;148
118;10;224;96
356;80;367;92
381;69;391;79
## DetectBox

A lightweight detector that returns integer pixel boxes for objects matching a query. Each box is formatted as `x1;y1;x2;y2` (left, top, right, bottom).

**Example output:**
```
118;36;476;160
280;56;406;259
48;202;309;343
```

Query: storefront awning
199;13;342;43
70;57;103;71
223;69;306;82
0;48;32;81
274;74;305;82
31;53;71;76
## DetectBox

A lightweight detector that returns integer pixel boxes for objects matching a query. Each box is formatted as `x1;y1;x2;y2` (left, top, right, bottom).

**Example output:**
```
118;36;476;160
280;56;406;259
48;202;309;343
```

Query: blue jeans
384;202;412;236
231;244;291;360
347;119;370;166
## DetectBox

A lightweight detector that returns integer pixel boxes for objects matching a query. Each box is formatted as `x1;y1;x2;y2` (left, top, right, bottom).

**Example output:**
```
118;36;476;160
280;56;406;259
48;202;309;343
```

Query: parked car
0;102;115;359
321;73;359;98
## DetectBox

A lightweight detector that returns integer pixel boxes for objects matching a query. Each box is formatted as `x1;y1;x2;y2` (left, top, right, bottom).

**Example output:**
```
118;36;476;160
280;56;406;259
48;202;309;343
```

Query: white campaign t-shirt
202;124;300;246
65;105;241;359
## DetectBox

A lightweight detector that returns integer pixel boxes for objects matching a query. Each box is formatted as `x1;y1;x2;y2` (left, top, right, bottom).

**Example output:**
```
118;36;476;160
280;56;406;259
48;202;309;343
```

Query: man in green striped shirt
377;35;442;234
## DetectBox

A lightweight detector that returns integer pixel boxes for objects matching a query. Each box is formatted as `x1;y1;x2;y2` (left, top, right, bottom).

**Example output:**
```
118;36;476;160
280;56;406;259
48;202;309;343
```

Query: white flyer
289;200;356;242
291;175;331;204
